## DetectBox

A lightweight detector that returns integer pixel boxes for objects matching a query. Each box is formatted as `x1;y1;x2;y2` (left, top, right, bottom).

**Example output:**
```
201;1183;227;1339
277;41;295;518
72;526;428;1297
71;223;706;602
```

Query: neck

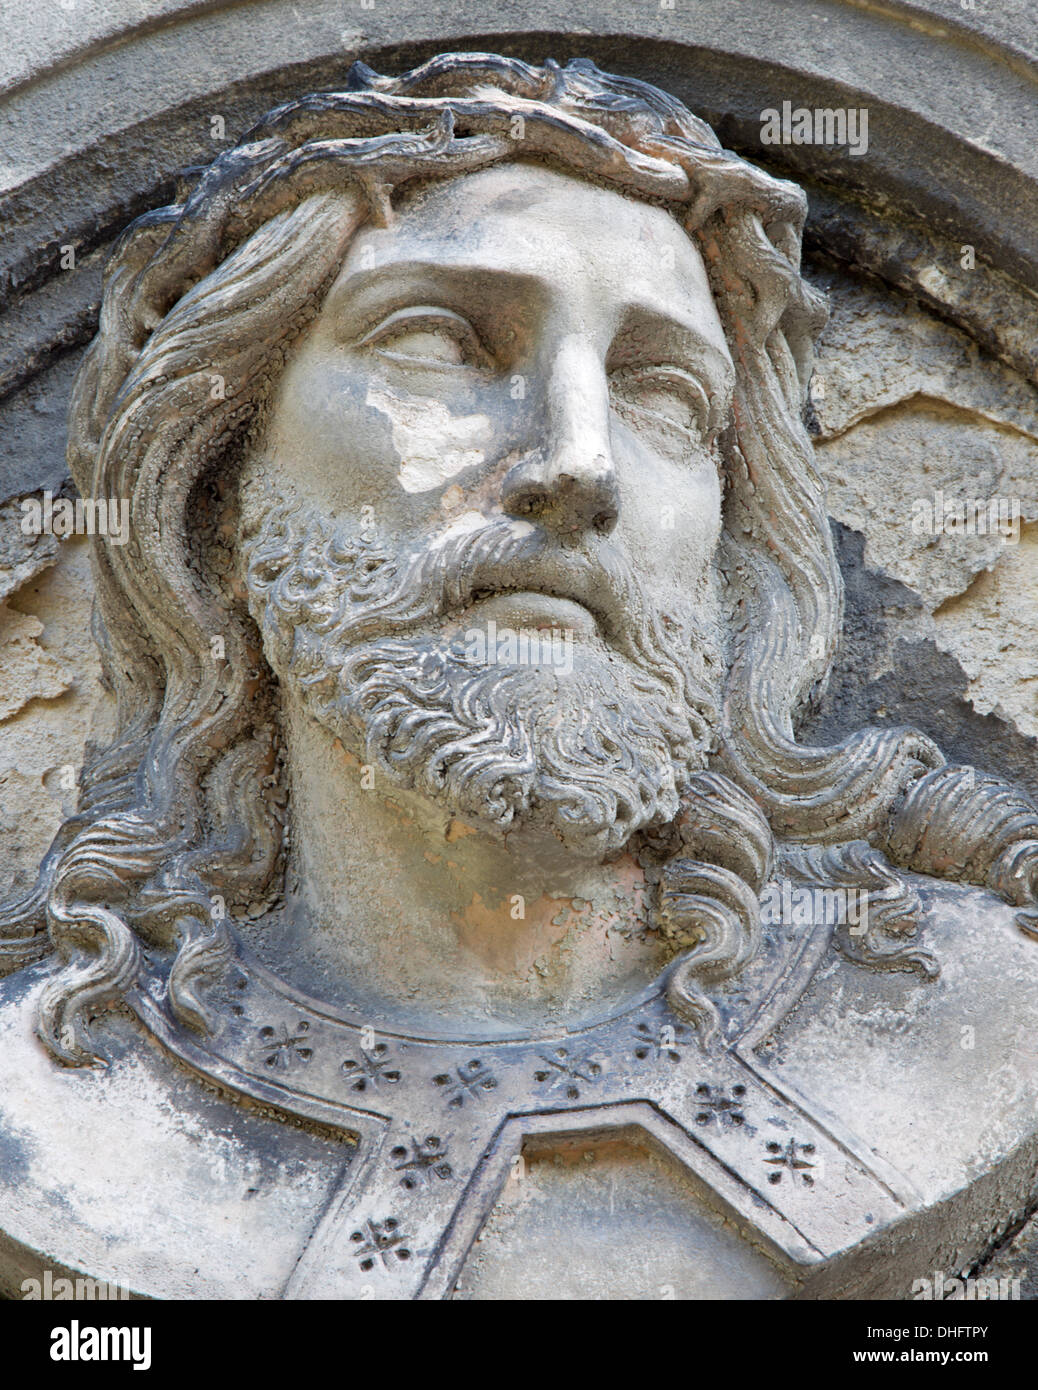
252;695;670;1037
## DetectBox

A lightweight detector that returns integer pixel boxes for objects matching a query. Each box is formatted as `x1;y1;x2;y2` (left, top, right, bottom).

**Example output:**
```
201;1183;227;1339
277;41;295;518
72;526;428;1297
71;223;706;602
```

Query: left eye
609;365;711;439
355;306;491;369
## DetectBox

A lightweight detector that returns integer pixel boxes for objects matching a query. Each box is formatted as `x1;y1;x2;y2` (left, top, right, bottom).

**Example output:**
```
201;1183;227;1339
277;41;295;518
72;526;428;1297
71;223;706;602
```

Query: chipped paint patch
0;608;71;722
366;384;488;492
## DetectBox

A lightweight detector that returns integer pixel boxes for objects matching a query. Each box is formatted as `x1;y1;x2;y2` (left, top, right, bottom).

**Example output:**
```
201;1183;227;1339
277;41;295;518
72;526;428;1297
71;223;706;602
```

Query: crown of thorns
86;52;820;458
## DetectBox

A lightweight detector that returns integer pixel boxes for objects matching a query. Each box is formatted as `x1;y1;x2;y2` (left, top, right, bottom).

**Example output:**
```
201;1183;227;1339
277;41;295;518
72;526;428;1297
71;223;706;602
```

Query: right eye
354;306;492;370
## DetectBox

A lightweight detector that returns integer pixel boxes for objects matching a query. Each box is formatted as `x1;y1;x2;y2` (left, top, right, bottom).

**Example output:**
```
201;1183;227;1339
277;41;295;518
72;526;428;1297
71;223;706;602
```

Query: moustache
246;504;719;742
325;516;649;661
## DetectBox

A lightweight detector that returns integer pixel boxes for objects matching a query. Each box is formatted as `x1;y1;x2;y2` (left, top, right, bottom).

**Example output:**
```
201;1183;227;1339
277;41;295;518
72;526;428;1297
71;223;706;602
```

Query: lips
442;548;630;646
462;589;599;636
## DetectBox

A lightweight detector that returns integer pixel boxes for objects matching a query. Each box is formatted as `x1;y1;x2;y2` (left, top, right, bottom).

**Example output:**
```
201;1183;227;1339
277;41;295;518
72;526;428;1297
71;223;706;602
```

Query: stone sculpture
1;53;1036;1299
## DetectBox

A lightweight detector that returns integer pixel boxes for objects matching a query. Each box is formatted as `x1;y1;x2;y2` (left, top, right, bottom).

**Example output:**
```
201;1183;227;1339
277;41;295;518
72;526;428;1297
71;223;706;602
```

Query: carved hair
3;53;1036;1061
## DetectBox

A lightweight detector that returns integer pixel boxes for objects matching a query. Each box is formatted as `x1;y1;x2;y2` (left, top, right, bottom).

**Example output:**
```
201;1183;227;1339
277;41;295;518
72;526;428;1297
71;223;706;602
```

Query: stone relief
0;51;1036;1301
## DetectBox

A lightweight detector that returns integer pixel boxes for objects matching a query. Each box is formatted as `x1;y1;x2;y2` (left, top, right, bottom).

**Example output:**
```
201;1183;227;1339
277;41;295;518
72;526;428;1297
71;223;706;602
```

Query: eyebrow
612;304;735;394
328;258;545;323
329;257;734;382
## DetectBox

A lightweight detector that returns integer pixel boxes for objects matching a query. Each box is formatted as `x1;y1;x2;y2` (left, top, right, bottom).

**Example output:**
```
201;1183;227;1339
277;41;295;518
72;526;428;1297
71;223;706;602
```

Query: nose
501;335;619;537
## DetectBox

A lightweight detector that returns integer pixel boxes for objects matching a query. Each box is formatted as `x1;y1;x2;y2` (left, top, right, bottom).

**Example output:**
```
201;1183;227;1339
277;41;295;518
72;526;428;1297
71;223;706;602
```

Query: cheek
264;351;498;525
619;453;722;590
364;383;492;495
264;353;395;516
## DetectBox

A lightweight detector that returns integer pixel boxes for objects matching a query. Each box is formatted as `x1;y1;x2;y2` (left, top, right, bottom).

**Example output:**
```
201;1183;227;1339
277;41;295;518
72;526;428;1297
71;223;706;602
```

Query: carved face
240;163;736;855
263;162;733;602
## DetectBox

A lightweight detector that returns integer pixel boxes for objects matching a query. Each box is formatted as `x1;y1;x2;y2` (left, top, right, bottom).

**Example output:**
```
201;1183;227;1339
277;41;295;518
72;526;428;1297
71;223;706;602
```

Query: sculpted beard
239;476;724;858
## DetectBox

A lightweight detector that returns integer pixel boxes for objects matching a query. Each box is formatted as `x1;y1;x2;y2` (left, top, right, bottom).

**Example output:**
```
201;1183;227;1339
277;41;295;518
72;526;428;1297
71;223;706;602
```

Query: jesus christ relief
0;53;1036;1300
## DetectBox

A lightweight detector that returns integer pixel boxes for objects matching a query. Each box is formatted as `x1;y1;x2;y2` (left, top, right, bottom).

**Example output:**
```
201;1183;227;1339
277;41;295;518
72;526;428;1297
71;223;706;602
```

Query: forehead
324;162;729;361
392;162;701;280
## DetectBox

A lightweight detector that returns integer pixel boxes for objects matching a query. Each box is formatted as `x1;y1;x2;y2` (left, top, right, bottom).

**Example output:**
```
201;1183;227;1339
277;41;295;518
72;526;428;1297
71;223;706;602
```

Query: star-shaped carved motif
341;1042;402;1093
390;1135;453;1189
764;1138;817;1185
349;1218;413;1272
532;1047;603;1100
432;1059;498;1108
256;1020;313;1070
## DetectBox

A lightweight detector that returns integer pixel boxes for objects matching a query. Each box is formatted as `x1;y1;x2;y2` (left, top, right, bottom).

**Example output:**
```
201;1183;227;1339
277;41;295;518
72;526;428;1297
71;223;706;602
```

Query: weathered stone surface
934;530;1038;742
805;266;1038;772
455;1135;795;1300
0;964;355;1301
1;18;1037;1304
0;536;111;902
0;498;58;602
975;1208;1038;1302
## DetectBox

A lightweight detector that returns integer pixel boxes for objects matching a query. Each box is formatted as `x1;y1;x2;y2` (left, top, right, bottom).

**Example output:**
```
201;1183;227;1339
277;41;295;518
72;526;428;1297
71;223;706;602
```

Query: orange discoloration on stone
439;483;465;514
331;738;361;769
448;855;653;981
380;796;416;830
450;891;581;978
